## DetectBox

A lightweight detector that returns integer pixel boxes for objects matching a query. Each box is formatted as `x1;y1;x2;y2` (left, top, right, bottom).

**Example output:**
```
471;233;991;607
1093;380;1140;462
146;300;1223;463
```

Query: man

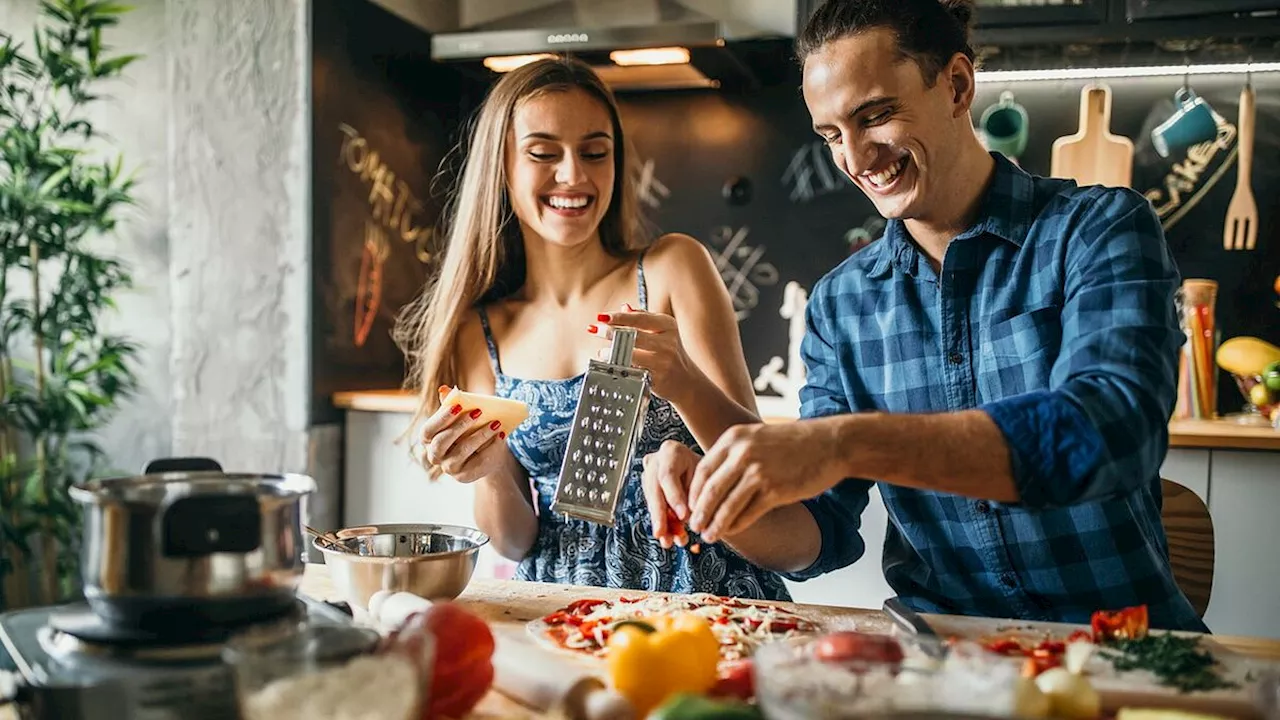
642;0;1206;631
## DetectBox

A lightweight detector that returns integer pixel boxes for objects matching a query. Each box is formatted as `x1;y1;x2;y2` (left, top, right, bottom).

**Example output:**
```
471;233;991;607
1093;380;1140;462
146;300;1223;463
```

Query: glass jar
1175;279;1219;420
222;623;393;719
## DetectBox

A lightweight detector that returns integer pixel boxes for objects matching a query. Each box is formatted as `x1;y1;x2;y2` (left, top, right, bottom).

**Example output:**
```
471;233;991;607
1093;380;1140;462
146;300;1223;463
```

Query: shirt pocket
978;305;1062;401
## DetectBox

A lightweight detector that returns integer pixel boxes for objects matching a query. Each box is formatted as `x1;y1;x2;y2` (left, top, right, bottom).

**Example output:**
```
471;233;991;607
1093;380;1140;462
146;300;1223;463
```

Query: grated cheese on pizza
537;594;818;662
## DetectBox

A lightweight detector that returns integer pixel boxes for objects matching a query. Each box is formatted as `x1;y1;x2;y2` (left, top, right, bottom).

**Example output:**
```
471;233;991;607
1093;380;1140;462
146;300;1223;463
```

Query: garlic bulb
1036;666;1102;719
1013;676;1052;718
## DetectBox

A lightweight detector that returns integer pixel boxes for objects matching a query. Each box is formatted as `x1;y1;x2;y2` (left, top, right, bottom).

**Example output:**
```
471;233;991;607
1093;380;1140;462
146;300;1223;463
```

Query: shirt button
1000;573;1017;588
976;501;991;514
947;351;964;365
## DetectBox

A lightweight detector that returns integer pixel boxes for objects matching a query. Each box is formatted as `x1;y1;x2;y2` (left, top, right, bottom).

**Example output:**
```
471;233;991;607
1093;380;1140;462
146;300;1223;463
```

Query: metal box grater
551;328;651;526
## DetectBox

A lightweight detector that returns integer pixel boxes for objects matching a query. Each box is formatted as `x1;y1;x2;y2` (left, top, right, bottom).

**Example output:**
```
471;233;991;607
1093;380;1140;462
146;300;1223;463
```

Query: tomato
387;603;495;720
430;657;494;720
985;638;1026;656
710;659;756;701
565;599;607;615
1066;630;1092;644
1090;604;1149;642
812;631;905;665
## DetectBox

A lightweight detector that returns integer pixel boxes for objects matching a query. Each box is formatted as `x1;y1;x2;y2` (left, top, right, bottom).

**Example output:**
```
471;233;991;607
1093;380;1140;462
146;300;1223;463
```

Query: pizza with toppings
528;594;819;664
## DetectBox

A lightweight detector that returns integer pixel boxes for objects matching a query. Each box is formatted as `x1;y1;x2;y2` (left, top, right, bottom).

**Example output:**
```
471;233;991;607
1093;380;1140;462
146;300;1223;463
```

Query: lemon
1249;383;1272;408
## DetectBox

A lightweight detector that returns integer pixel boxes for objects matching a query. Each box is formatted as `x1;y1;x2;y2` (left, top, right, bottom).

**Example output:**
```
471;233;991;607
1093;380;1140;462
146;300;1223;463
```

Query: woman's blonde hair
394;56;648;429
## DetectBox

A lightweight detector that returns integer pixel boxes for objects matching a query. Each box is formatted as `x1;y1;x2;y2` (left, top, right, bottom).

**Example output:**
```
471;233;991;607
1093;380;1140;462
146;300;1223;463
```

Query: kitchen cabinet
340;398;1280;638
972;0;1280;47
1201;450;1280;640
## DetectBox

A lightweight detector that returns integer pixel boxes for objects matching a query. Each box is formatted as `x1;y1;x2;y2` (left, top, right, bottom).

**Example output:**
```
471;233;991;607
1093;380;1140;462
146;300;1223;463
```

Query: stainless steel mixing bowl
314;523;490;610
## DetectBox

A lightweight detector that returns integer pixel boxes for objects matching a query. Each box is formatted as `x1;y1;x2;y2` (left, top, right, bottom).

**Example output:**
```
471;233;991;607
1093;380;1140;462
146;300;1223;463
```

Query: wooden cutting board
1051;83;1135;188
922;613;1268;718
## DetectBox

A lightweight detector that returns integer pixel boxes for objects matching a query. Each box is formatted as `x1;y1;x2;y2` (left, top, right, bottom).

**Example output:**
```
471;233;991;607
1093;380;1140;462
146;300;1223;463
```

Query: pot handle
163;495;262;556
143;456;223;474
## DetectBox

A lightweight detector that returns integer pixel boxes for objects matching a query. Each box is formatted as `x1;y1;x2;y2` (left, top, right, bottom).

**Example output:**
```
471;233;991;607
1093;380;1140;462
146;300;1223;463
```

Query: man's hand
687;419;846;543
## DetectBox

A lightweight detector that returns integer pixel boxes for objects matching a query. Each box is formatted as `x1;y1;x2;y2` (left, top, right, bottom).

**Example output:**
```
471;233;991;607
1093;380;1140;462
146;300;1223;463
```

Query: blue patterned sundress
477;255;791;601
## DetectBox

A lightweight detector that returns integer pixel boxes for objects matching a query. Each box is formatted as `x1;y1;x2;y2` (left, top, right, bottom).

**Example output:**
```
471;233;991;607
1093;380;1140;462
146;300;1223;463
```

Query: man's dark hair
797;0;977;86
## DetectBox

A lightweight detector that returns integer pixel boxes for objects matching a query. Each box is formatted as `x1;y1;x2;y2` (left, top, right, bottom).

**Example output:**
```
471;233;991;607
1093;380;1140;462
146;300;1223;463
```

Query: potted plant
0;0;141;608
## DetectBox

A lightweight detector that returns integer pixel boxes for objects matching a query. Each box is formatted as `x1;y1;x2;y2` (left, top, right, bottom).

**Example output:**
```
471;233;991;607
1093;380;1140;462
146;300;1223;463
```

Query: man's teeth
867;158;907;187
547;196;589;209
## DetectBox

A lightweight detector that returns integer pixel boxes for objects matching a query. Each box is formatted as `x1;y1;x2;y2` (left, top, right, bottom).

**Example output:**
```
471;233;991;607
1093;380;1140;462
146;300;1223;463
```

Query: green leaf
84;2;133;15
36;166;71;195
93;53;137;76
39;2;73;24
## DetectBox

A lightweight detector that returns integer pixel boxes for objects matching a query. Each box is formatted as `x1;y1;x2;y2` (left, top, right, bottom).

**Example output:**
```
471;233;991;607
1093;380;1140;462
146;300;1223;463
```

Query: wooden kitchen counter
300;563;889;719
299;564;1280;719
334;389;1280;452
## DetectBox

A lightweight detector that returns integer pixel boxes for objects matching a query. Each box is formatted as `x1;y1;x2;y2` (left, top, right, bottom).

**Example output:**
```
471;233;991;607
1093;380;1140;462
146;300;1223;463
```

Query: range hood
422;0;814;91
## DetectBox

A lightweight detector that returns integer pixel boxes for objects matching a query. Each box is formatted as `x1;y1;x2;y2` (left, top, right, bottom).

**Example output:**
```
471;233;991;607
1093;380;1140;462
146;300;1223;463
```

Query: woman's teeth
546;195;590;209
867;157;907;188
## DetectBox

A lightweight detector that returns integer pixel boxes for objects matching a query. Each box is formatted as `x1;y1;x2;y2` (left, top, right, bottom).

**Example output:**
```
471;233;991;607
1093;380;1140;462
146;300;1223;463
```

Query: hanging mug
980;91;1030;160
1151;87;1219;158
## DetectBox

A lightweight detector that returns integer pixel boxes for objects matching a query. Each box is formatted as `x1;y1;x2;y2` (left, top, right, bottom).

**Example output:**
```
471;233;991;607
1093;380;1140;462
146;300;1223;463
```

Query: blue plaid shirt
789;154;1206;632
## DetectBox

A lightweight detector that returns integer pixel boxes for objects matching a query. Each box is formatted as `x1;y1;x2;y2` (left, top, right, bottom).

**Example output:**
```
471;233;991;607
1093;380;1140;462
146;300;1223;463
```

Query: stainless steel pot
69;470;316;629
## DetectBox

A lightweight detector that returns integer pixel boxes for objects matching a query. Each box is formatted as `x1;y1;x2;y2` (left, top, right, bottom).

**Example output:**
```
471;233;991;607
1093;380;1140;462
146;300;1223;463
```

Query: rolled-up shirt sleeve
982;190;1182;509
783;282;874;582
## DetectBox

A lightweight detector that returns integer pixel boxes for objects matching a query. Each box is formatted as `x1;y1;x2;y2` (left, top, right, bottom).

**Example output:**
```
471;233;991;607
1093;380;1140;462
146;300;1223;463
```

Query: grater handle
608;328;638;367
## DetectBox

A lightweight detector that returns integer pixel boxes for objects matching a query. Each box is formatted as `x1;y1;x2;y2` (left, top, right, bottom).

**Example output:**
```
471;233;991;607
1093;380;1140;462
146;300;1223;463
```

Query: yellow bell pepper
605;614;720;717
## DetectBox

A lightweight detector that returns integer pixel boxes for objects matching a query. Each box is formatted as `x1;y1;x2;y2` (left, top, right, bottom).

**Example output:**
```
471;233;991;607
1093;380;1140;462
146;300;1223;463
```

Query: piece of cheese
441;386;530;433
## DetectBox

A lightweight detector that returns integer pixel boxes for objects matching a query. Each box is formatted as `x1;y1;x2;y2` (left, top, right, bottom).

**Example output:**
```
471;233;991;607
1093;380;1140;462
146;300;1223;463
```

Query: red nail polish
437;384;450;394
449;404;462;415
499;431;506;440
489;420;501;431
469;408;482;419
587;324;598;334
597;313;610;322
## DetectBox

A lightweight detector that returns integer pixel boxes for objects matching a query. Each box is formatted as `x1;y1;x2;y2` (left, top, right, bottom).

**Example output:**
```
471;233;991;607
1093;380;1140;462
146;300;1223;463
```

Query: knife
883;597;947;660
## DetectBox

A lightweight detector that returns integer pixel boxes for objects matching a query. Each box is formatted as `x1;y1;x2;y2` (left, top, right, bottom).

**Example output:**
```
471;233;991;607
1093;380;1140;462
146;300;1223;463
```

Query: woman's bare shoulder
454;307;496;394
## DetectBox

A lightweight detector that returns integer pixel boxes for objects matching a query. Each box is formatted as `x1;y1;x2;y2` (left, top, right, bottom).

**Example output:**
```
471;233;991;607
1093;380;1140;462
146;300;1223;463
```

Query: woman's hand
588;303;703;403
640;440;701;549
414;386;511;483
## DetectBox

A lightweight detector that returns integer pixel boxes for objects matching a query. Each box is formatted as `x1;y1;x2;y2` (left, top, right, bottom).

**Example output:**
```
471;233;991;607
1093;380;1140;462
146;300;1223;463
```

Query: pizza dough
441;387;530;433
527;594;818;665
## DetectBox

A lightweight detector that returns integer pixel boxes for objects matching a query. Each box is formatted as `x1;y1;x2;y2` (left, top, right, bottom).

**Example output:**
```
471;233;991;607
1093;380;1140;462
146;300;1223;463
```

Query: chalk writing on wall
782;140;849;203
753;281;809;403
354;220;392;347
1142;116;1237;232
845;216;886;254
338;123;434;263
635;156;670;210
708;225;779;321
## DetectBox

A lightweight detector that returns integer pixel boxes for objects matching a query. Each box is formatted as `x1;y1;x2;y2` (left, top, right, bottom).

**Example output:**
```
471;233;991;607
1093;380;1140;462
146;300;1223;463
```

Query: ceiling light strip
975;62;1280;83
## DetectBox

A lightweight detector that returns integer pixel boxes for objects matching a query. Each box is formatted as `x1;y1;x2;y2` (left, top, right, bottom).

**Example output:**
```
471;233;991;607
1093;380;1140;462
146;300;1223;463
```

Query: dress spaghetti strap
476;307;503;376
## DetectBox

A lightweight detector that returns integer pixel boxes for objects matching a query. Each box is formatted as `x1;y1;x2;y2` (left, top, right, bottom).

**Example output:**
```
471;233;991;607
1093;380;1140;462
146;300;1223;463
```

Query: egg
1036;666;1102;719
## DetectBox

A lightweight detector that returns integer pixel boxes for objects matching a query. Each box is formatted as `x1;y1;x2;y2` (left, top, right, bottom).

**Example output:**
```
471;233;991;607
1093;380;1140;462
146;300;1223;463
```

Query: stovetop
0;596;355;720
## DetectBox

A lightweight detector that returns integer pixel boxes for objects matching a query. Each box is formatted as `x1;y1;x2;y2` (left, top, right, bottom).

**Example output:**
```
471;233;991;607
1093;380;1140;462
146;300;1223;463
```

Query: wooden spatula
1051;83;1134;188
1224;82;1257;251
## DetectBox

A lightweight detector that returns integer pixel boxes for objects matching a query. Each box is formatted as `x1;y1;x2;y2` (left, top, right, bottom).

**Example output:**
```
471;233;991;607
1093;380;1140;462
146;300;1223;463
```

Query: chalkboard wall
313;1;1280;420
617;70;1280;416
311;0;486;423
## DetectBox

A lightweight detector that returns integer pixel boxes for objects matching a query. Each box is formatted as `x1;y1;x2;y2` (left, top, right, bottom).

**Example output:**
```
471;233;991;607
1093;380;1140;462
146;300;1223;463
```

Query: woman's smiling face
506;87;616;248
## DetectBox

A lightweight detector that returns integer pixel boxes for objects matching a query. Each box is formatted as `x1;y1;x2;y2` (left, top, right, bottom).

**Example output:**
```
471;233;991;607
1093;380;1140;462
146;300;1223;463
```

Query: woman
395;57;789;601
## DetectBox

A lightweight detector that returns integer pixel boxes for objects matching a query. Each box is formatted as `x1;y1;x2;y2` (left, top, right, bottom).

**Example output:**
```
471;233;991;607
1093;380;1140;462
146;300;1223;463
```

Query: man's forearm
832;410;1019;502
721;503;822;574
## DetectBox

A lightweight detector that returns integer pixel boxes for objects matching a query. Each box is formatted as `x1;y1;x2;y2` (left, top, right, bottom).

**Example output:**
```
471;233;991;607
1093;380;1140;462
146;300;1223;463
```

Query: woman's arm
449;313;539;562
644;233;761;449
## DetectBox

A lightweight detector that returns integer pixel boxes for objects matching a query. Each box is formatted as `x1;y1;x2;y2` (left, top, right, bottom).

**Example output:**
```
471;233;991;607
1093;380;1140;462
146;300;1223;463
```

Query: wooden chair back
1160;478;1215;617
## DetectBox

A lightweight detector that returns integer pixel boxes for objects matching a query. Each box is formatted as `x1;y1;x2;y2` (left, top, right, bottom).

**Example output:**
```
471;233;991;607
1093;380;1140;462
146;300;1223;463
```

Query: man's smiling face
803;28;971;223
